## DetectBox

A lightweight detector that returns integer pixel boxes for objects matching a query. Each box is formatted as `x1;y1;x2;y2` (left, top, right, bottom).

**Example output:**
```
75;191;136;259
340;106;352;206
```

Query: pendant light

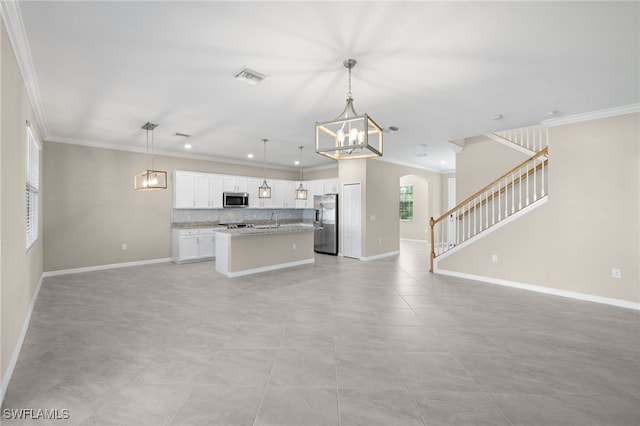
315;59;383;160
295;146;307;200
258;138;271;198
134;122;167;190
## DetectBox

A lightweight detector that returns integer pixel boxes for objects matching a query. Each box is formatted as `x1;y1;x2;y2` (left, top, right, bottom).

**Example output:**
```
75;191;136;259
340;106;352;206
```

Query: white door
342;183;361;259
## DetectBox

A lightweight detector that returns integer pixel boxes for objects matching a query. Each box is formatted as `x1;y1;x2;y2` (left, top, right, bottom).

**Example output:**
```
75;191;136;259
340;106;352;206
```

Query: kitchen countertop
172;221;222;229
216;223;314;237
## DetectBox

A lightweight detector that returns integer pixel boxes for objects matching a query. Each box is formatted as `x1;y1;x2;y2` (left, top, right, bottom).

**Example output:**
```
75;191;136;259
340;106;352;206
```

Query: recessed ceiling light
184;144;192;149
247;153;254;159
441;160;447;164
234;67;267;86
489;114;503;120
294;160;300;165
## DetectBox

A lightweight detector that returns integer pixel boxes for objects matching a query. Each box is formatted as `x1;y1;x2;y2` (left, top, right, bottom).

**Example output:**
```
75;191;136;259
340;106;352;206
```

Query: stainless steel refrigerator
314;194;338;255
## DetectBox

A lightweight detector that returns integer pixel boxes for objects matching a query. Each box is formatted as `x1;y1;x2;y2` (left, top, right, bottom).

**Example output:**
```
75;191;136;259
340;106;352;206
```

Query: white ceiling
8;1;640;172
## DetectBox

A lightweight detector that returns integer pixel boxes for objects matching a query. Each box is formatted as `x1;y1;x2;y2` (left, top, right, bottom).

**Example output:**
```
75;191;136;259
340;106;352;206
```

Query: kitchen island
215;224;314;277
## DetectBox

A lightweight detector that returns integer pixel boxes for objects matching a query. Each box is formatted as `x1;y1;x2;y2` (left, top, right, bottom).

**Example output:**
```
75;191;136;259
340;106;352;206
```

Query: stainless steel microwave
223;192;249;208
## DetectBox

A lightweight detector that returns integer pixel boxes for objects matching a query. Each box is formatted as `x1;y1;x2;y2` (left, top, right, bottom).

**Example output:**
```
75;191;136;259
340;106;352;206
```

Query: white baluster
533;155;537;201
518;166;523;210
511;172;515;214
485;190;489;229
492;185;496;225
497;181;502;221
467;202;471;240
526;162;530;206
541;155;546;197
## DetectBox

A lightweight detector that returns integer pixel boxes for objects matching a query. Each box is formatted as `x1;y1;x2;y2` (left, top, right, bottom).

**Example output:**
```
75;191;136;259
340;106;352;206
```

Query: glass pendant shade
295;145;307;200
135;121;167;191
134;170;167;190
258;139;272;198
295;183;308;200
259;179;271;199
315;59;383;160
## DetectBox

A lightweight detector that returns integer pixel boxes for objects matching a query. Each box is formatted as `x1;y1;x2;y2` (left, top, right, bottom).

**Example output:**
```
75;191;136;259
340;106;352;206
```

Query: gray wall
1;21;44;396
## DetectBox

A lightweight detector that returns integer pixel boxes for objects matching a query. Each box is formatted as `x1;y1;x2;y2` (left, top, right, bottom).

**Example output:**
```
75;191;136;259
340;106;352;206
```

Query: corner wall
438;113;640;304
338;159;443;259
1;19;44;401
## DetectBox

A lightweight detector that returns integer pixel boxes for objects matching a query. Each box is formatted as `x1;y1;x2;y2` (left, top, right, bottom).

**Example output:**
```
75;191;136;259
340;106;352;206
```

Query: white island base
215;226;314;277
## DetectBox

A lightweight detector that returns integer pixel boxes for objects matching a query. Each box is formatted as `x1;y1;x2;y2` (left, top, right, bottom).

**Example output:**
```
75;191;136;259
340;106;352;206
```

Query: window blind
26;123;40;251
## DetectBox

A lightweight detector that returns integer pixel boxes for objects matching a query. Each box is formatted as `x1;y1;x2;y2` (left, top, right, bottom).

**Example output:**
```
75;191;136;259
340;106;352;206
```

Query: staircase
429;126;549;272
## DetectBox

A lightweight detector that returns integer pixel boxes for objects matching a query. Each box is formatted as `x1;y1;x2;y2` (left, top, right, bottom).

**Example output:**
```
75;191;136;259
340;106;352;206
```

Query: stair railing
430;147;548;272
493;124;548;152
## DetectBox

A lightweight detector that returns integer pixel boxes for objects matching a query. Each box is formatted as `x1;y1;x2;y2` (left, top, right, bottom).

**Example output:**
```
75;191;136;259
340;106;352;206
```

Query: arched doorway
399;174;430;243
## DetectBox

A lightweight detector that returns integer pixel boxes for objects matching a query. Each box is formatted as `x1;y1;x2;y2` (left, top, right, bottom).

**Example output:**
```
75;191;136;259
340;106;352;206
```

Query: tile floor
2;241;639;425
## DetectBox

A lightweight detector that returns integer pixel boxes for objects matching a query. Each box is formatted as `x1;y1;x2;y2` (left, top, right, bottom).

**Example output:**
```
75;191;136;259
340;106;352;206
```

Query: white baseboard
400;238;428;244
42;258;172;277
360;250;401;261
1;274;43;404
434;268;640;311
221;258;314;278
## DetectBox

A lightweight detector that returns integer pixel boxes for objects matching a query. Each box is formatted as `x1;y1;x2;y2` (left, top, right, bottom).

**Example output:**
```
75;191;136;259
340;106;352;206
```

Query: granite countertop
171;221;222;229
216;223;315;237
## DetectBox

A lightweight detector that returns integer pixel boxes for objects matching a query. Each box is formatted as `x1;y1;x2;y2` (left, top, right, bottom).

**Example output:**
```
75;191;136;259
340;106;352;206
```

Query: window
399;185;413;221
26;122;40;251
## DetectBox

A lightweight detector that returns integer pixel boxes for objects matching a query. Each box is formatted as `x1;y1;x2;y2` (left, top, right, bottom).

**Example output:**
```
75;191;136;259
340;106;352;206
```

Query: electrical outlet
370;215;376;221
491;254;498;263
122;243;128;250
378;238;382;244
292;243;296;251
612;268;622;279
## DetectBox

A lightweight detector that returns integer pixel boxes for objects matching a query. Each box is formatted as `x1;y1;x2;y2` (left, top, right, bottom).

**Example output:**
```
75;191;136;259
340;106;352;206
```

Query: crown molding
1;0;49;137
374;155;447;174
541;103;640;127
44;136;321;173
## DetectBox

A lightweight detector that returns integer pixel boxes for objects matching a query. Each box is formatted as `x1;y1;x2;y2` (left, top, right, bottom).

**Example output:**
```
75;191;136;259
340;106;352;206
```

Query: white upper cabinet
194;174;211;208
273;180;295;208
174;170;337;209
324;178;338;194
174;171;196;208
223;176;248;193
210;175;224;208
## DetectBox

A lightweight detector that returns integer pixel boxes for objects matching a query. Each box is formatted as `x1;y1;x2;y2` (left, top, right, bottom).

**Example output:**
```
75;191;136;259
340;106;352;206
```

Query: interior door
342;183;361;259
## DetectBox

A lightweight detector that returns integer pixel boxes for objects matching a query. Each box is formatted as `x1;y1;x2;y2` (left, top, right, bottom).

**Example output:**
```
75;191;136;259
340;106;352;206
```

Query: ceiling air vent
234;67;267;86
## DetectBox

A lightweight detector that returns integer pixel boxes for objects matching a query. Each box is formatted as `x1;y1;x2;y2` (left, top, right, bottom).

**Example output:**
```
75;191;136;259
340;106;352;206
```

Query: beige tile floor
2;241;639;425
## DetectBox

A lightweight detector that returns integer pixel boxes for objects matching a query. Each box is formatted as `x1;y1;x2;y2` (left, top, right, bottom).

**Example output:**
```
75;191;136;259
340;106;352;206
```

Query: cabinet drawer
178;229;199;236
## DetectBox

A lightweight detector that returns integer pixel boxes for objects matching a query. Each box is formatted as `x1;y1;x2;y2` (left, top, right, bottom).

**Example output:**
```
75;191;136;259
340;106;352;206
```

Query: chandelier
315;59;383;160
134;122;167;191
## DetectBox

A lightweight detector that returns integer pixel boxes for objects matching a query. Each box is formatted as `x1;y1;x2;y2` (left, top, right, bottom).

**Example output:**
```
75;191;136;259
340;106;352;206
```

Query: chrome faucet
270;211;278;227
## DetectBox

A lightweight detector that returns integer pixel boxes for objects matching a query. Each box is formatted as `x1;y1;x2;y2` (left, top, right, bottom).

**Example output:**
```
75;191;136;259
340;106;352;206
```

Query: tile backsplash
172;208;313;224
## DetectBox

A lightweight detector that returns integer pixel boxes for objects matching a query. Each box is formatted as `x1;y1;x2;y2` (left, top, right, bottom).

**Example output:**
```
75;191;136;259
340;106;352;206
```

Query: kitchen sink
253;224;280;229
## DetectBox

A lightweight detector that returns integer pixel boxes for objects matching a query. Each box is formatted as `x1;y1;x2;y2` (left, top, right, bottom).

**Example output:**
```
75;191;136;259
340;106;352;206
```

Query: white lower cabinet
172;228;219;263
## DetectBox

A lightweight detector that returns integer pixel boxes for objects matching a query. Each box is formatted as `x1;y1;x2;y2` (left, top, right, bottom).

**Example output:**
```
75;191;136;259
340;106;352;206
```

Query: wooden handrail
433;147;548;225
456;158;548;220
